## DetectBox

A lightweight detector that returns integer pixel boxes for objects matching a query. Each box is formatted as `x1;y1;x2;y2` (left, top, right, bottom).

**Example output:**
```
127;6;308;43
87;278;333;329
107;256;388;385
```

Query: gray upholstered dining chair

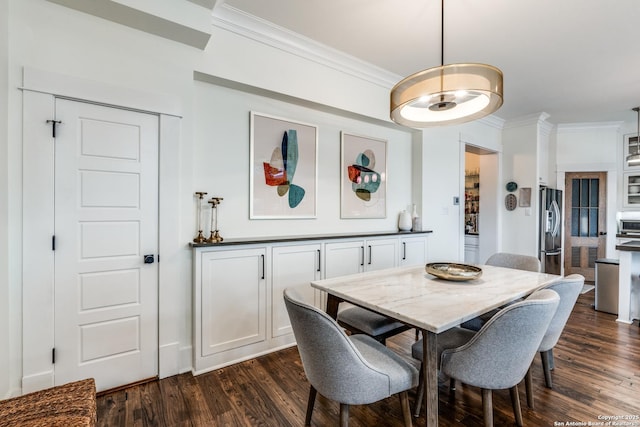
461;252;542;330
485;252;541;272
411;289;560;427
337;304;411;344
524;274;584;408
283;288;419;427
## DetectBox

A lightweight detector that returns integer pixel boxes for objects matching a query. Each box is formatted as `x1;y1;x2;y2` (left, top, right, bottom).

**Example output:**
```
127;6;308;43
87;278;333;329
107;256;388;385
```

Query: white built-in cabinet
324;236;398;279
194;247;268;373
271;243;322;338
399;236;428;267
192;231;430;374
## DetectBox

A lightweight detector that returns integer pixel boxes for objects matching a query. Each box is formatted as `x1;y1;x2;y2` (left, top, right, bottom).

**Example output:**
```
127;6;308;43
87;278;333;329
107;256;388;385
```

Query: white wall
419;121;503;262
193;82;413;237
0;0;10;399
501;117;541;256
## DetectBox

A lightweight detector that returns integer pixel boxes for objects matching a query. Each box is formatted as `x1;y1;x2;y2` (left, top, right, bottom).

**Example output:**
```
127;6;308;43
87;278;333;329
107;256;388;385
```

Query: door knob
599;232;607;236
144;254;155;264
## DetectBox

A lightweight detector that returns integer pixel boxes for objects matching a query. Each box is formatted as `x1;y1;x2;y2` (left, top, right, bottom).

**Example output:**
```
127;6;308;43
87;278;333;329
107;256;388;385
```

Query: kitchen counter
615;240;640;251
613;241;640;324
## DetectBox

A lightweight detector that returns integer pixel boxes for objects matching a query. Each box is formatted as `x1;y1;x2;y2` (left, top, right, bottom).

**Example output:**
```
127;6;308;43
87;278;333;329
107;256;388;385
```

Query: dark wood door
564;172;607;282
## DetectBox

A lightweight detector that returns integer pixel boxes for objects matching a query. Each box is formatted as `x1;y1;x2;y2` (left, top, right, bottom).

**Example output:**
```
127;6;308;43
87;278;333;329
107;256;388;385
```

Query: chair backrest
539;274;584;352
486;252;541;272
283;288;394;404
440;289;559;390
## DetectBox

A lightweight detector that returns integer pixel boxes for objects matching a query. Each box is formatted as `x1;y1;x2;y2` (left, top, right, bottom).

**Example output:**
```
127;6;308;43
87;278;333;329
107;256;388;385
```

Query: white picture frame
340;132;387;219
250;112;318;219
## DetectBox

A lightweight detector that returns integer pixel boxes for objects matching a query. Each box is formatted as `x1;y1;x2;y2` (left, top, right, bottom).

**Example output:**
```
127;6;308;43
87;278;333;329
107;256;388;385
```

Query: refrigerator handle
550;199;561;237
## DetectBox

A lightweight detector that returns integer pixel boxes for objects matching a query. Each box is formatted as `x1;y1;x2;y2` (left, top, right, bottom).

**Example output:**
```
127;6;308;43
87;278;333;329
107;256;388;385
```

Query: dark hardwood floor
97;291;640;426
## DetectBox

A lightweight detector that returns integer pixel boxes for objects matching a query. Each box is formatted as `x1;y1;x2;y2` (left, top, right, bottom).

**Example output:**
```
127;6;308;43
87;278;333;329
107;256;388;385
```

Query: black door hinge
52;235;55;251
52;348;56;364
46;120;62;138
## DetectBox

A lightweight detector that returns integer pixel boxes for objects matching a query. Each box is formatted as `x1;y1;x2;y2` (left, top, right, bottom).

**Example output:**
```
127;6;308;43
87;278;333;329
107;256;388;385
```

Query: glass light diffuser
390;63;503;128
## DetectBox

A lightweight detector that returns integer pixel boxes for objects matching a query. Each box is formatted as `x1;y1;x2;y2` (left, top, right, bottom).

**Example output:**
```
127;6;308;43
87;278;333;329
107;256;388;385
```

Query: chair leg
449;377;456;391
481;388;493;427
413;365;424;418
340;403;349;427
509;385;523;427
399;391;413;427
305;385;317;426
525;366;534;408
541;350;554;388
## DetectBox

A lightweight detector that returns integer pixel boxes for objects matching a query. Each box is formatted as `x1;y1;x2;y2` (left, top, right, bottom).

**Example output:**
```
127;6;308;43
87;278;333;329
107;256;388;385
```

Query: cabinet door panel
272;244;321;338
200;248;266;357
400;236;427;266
366;238;398;271
324;241;365;279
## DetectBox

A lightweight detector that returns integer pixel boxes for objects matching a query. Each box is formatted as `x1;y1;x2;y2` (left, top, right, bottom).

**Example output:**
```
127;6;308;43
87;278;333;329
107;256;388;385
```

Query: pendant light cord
441;0;444;67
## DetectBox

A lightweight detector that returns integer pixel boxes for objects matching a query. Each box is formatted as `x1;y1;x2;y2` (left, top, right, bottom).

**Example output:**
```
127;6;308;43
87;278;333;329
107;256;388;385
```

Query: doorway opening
563;172;607;283
463;145;499;264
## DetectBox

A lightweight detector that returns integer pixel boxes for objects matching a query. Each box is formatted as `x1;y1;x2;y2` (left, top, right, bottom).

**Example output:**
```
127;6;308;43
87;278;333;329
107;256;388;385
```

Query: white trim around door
21;67;182;393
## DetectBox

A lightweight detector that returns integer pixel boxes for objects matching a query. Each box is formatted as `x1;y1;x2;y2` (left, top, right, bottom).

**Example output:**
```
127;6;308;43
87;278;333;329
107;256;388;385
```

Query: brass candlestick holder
207;197;224;243
193;191;208;243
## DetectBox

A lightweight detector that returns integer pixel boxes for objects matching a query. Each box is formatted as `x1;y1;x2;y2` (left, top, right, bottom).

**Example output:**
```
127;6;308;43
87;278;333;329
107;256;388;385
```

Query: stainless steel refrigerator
539;187;562;274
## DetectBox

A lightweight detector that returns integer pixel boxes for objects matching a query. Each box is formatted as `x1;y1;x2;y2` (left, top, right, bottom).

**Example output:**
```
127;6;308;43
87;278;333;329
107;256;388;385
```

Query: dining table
310;263;560;427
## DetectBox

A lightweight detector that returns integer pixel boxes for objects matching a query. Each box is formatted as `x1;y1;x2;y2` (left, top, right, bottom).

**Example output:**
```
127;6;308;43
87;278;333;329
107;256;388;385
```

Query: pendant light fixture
390;0;504;128
626;107;640;166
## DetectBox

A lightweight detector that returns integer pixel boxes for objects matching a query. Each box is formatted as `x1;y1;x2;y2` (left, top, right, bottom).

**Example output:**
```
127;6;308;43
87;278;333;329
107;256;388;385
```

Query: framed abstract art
340;132;387;218
250;112;318;219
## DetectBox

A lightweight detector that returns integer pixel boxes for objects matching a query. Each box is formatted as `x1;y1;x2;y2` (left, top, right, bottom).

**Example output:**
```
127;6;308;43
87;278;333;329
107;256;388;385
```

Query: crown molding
211;4;401;89
503;112;552;130
476;114;506;130
556;121;624;132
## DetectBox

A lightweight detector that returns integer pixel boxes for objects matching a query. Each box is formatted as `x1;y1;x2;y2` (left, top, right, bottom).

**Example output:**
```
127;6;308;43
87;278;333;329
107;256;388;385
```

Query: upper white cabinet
623;172;640;208
623;133;640;171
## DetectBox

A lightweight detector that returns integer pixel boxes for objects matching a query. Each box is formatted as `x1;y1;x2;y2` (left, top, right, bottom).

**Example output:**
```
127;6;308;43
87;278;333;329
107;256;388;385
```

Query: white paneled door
53;99;159;391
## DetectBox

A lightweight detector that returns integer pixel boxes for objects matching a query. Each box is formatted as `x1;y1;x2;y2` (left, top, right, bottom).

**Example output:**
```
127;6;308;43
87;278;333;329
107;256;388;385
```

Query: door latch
143;254;155;264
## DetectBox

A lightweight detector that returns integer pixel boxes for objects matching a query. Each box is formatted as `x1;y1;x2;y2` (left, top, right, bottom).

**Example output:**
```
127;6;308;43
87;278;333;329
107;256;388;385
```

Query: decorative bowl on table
425;263;483;281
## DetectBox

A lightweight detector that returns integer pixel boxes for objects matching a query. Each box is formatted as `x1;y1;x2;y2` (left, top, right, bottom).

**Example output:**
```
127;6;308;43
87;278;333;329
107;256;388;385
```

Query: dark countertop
190;229;433;248
615;240;640;252
616;233;640;238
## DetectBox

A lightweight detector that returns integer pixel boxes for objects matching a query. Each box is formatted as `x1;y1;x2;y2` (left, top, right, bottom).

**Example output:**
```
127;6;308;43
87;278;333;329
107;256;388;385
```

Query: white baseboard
21;370;54;394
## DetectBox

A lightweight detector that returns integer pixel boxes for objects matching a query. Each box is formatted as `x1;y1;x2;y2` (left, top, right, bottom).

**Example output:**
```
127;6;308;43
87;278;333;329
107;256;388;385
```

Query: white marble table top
311;264;560;333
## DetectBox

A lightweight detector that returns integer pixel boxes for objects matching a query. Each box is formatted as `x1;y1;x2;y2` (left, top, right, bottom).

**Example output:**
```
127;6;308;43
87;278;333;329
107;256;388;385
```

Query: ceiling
220;0;640;125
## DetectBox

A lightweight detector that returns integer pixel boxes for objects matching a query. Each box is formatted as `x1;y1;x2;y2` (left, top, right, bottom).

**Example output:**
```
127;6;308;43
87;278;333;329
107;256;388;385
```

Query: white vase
398;210;412;231
411;204;421;232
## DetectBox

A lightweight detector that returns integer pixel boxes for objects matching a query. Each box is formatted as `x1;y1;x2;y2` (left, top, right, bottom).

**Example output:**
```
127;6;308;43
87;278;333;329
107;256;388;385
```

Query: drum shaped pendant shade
390;63;503;128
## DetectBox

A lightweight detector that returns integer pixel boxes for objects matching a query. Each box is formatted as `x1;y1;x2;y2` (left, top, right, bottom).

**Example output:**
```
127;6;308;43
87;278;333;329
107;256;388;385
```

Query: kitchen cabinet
623;172;640;208
193;246;268;374
623;133;640;171
192;231;430;374
464;234;480;264
271;243;322;339
399;235;428;266
324;237;398;278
